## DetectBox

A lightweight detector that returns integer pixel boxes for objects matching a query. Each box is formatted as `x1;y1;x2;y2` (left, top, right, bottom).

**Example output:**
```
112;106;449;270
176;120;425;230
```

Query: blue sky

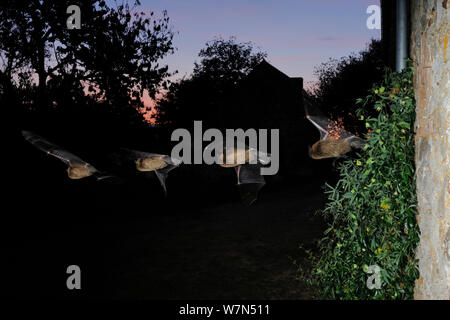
135;0;381;86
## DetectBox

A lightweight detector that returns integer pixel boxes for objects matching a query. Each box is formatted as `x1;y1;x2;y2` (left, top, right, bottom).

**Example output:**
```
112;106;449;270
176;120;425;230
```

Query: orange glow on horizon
81;81;160;124
140;91;162;124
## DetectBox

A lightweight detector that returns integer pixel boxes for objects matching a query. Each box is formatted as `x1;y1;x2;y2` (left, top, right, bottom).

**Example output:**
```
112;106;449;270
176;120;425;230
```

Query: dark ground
2;180;326;299
97;183;326;299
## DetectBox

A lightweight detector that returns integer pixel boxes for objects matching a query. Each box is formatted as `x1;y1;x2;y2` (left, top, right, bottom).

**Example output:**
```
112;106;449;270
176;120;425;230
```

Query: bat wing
235;164;266;206
303;96;356;140
22;131;117;181
305;115;331;140
22;130;97;170
120;148;152;160
305;110;355;141
303;94;330;139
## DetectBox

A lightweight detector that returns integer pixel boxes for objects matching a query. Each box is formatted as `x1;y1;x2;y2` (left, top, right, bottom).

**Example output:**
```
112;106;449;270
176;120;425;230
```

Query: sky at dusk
136;0;381;87
108;0;382;121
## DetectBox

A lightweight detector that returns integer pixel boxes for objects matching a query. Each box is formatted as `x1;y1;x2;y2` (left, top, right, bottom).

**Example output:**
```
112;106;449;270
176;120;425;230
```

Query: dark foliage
307;39;385;136
0;0;175;127
298;66;418;300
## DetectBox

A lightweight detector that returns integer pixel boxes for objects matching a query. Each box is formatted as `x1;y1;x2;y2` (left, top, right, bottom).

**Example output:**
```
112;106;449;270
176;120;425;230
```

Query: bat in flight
120;148;181;196
210;142;271;206
22;130;115;181
303;95;366;160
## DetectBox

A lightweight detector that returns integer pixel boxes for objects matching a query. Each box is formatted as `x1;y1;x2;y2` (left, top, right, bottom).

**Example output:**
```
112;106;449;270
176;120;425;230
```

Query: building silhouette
225;59;316;176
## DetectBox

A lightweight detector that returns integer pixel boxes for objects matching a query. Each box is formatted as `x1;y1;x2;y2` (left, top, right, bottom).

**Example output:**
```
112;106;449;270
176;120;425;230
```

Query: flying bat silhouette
120;148;181;196
303;93;366;159
22;130;115;181
209;142;271;206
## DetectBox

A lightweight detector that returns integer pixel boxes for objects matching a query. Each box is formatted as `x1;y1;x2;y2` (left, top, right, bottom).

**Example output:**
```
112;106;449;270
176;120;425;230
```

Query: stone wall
410;0;449;299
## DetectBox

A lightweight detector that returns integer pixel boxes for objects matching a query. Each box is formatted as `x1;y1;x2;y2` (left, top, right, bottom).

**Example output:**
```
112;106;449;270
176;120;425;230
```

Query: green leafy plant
298;65;419;299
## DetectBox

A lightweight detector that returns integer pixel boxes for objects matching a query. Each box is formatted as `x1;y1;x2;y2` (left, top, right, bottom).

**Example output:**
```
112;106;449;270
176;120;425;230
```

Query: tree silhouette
193;36;267;86
0;0;175;125
308;39;385;134
154;36;266;128
76;2;175;122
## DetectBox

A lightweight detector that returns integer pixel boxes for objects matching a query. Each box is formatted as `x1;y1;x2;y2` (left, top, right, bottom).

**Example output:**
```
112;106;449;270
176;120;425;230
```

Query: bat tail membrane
21;130;33;140
167;156;182;166
257;151;271;165
247;148;271;165
154;170;168;197
234;164;266;206
237;183;265;206
346;136;367;149
93;171;118;182
154;164;179;197
308;145;313;158
235;165;265;185
21;130;42;143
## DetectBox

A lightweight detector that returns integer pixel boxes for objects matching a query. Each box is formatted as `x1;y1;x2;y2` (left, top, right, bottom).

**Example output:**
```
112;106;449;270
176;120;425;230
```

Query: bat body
309;138;352;160
136;157;169;171
22;130;114;181
306;115;366;160
121;148;181;196
303;93;366;159
212;144;271;206
216;144;271;168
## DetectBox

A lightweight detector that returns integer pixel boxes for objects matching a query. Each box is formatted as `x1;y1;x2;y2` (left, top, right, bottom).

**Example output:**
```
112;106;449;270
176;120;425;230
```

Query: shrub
299;65;419;299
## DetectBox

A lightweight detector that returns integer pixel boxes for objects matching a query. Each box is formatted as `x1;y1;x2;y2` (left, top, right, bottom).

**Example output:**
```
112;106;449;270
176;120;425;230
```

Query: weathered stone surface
411;0;450;300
